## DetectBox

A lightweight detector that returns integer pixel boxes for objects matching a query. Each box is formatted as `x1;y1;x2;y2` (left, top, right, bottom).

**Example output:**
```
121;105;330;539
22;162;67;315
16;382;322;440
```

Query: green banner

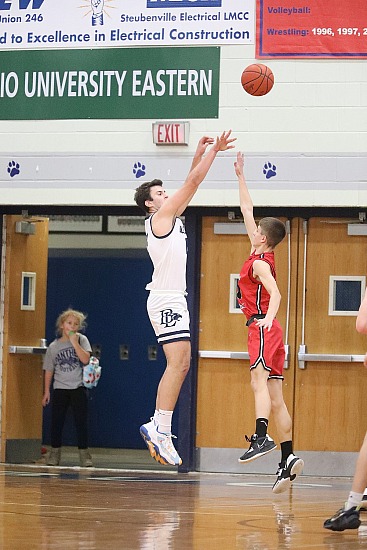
0;47;219;120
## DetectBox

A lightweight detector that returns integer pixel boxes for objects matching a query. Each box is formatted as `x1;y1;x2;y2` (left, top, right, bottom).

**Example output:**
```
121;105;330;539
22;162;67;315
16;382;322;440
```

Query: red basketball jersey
237;251;276;319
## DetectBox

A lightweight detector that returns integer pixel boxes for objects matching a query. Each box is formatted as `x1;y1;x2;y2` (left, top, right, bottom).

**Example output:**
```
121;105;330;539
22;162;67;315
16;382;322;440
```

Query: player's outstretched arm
158;130;236;220
234;152;257;243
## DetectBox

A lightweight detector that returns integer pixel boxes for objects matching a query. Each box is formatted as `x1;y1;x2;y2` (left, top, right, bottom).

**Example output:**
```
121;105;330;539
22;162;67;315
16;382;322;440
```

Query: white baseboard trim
195;448;358;477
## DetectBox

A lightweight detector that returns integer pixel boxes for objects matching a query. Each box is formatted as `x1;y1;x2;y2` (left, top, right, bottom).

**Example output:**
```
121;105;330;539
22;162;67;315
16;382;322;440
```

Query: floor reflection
1;465;367;549
138;511;181;549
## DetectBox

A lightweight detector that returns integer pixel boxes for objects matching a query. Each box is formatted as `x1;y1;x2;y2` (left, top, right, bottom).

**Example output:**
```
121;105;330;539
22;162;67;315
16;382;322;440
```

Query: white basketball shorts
147;291;190;345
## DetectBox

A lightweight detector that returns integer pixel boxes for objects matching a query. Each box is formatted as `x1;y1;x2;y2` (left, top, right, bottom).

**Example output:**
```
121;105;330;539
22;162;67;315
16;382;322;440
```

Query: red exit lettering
157;123;181;143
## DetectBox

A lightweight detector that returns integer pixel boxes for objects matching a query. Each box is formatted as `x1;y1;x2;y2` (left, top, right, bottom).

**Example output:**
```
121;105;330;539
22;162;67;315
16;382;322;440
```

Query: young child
234;152;303;493
42;309;93;467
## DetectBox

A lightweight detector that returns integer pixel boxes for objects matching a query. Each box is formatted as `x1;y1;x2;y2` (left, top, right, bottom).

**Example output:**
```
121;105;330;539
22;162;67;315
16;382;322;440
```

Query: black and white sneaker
272;454;304;494
324;506;361;531
238;434;277;463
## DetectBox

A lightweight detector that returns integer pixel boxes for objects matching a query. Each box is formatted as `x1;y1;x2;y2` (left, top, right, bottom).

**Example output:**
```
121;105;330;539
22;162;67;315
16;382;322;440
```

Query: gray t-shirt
43;334;92;390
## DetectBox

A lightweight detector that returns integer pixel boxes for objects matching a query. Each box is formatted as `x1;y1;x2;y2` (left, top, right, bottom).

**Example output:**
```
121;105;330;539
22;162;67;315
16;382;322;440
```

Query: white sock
345;491;363;510
363;488;367;497
153;410;159;426
158;409;173;435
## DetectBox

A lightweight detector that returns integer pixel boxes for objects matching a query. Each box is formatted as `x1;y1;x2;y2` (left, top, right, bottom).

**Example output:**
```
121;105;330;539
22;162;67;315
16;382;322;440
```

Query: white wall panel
0;44;366;205
0;152;365;206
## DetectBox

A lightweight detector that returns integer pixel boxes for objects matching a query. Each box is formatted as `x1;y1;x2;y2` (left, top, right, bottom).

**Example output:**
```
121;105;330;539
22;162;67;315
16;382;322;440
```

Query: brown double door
1;215;49;462
197;216;367;453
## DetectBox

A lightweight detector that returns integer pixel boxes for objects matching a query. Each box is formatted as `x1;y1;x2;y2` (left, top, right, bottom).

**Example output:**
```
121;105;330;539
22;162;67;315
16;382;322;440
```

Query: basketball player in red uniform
234;152;303;493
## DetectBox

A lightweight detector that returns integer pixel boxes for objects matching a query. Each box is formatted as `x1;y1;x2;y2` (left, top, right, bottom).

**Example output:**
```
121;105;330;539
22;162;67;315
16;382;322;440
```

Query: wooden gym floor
1;452;367;549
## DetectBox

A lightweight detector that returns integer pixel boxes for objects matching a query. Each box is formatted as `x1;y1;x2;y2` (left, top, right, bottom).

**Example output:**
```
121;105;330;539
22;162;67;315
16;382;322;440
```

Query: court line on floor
227;482;333;488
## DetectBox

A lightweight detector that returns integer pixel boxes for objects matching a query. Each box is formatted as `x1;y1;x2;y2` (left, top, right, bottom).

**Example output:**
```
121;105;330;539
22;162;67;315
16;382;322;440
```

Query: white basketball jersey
145;215;187;292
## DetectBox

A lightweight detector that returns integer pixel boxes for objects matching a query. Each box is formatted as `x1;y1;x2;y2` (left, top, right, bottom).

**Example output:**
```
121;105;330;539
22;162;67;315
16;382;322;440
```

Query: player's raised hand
196;136;215;156
234;151;244;177
214;130;236;152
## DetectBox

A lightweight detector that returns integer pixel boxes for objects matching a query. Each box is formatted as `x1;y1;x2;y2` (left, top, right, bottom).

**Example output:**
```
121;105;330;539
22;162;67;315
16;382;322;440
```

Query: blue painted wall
42;254;178;449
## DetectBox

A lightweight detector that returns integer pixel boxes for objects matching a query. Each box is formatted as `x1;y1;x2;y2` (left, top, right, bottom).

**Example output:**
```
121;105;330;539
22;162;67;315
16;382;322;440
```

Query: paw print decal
133;161;146;179
7;160;20;178
263;162;277;179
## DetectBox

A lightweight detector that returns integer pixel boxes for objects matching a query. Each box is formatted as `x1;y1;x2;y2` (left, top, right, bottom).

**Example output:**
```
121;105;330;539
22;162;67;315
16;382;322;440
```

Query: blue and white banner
0;0;255;50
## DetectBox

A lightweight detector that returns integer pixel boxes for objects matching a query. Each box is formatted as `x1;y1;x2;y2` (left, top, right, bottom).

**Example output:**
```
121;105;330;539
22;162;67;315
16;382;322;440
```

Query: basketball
241;64;274;96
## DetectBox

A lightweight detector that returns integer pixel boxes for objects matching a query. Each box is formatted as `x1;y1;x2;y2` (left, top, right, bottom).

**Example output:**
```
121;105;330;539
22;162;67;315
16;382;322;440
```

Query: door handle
199;350;250;360
9;344;47;355
298;344;365;369
199;346;290;368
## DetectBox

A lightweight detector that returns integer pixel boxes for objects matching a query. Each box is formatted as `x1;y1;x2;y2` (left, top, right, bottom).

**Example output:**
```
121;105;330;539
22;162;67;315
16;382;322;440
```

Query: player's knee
181;358;191;377
250;378;258;393
250;376;266;394
170;355;190;378
250;366;268;391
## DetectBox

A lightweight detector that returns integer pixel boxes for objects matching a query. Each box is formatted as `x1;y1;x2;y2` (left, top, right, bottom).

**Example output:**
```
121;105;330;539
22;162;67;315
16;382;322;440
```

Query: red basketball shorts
247;318;285;380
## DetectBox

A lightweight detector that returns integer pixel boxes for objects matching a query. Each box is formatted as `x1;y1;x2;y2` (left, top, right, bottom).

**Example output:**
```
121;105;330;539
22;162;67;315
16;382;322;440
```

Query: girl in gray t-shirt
42;309;93;467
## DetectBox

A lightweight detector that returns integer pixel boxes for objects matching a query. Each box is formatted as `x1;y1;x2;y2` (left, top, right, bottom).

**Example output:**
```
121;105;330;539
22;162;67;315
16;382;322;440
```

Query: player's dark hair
259;217;286;248
134;179;163;213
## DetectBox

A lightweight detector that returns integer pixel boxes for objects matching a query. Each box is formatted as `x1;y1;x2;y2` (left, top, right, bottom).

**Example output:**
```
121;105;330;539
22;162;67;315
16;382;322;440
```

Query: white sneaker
140;421;182;466
272;453;304;494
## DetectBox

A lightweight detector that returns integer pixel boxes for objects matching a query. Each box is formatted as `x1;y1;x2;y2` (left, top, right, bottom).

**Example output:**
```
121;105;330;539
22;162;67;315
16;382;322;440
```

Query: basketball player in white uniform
134;131;236;466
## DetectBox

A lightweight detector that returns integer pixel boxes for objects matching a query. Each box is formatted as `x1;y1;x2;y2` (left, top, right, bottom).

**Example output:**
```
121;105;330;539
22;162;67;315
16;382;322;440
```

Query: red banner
256;0;367;58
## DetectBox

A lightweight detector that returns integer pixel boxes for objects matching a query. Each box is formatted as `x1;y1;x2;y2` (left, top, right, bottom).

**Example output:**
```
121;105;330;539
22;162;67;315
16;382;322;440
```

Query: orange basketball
241;64;274;96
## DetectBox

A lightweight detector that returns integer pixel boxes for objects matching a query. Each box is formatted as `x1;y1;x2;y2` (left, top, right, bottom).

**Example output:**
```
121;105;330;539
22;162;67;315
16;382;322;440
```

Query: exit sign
152;122;189;145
